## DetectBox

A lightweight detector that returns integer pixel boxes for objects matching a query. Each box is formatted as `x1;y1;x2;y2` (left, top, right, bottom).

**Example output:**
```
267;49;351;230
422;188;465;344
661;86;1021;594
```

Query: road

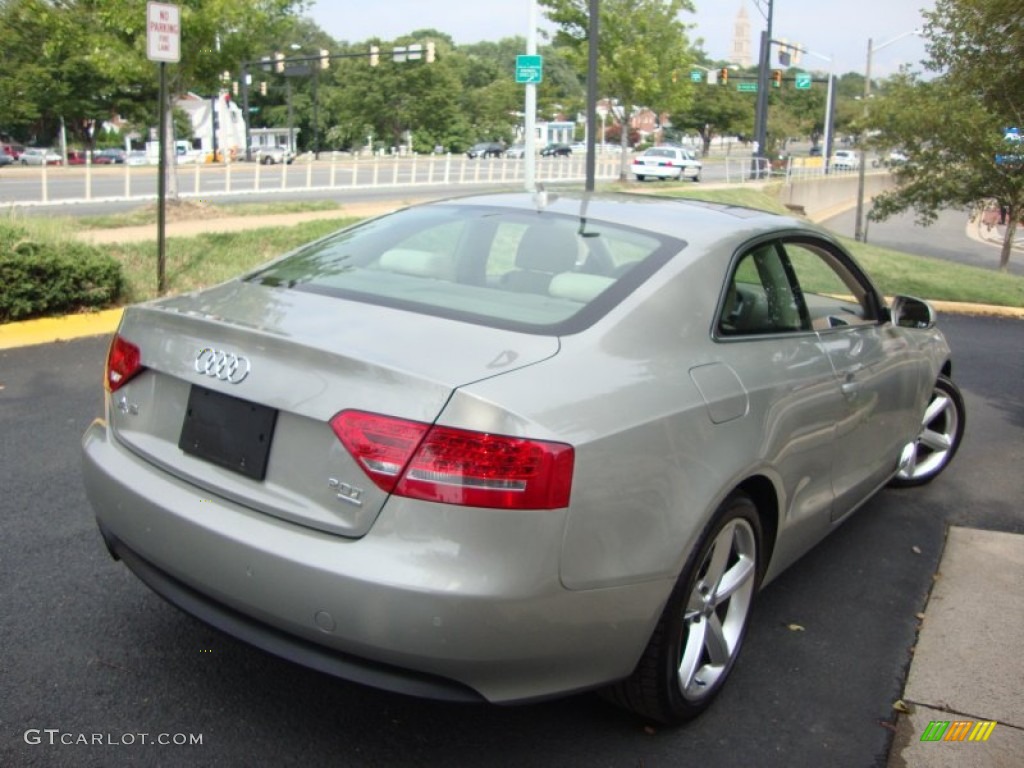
821;206;1024;276
1;312;1021;767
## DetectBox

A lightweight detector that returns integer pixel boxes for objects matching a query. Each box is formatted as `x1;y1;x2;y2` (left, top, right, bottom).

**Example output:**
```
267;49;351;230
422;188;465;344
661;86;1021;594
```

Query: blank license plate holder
178;385;277;481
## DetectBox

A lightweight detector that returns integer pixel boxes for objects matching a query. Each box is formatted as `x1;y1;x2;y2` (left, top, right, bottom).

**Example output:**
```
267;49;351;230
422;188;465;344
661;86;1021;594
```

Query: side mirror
889;295;936;329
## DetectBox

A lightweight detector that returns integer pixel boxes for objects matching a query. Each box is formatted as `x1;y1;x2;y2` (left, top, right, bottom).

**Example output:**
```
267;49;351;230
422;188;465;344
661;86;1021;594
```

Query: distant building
730;4;753;68
174;92;247;158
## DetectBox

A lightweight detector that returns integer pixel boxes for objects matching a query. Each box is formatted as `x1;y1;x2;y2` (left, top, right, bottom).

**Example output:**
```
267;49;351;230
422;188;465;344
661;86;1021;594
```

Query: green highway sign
795;72;812;89
737;82;758;92
515;54;543;84
690;70;703;83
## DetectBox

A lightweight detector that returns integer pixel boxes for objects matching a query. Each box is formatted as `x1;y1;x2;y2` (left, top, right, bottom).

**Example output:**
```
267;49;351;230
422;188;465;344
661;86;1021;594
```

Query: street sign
515;54;543;84
795;72;812;89
690;70;703;83
737;82;758;92
146;2;180;63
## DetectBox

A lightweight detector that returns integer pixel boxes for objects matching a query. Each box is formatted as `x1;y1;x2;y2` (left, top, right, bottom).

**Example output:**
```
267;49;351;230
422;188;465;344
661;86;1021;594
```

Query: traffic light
426;41;435;63
274;52;284;73
718;68;729;86
320;49;330;70
259;81;267;96
369;45;379;67
772;70;783;88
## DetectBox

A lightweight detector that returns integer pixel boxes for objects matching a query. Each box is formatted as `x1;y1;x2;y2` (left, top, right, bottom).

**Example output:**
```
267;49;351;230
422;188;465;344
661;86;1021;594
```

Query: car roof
419;191;814;256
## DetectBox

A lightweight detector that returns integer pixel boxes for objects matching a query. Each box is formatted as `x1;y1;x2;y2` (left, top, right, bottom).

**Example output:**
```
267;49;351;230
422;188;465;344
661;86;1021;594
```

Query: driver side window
782;242;877;329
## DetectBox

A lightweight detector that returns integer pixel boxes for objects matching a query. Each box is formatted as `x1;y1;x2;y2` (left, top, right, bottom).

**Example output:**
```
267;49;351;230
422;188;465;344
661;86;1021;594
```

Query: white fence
0;152;631;207
0;150;858;208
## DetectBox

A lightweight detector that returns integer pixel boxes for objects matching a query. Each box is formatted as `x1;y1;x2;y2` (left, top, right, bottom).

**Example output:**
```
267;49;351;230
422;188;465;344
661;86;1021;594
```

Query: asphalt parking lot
1;311;1021;767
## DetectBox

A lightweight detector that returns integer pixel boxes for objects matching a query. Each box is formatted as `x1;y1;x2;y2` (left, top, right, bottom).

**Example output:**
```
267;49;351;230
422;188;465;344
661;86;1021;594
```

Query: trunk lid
108;280;558;537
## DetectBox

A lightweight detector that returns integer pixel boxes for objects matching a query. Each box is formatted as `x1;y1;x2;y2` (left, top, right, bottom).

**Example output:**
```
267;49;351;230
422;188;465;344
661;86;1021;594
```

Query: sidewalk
886;527;1024;767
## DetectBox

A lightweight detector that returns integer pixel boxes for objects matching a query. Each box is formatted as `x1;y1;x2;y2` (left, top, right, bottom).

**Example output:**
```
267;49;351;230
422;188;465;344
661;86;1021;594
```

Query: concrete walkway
887;527;1024;767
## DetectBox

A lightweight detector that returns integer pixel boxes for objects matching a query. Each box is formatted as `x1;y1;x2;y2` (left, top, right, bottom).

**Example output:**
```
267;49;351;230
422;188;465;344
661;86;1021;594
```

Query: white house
174;91;247;158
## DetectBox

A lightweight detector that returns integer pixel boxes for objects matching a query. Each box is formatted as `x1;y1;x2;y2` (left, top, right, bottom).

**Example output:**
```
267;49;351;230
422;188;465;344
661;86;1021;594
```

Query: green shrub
0;222;124;321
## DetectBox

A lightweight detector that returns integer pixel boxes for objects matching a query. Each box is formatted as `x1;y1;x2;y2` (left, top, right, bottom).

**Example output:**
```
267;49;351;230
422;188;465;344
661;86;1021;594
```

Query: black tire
635;175;646;182
602;491;763;723
889;374;965;487
260;155;273;165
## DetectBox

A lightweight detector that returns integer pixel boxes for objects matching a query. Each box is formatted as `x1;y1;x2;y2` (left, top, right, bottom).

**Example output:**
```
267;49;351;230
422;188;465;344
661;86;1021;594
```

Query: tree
866;0;1024;271
541;0;697;179
670;65;751;156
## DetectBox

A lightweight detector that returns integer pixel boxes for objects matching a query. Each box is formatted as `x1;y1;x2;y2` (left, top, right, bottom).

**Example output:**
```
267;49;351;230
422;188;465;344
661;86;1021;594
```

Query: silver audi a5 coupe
82;192;964;723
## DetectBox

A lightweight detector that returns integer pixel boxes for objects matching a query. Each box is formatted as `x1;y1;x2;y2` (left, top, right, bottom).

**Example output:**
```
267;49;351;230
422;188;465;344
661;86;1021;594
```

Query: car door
779;238;920;519
716;241;843;533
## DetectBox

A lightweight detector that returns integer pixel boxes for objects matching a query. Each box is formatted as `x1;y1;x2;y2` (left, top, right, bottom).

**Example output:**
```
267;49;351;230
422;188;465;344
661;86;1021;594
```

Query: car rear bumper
82;419;671;704
634;165;698;178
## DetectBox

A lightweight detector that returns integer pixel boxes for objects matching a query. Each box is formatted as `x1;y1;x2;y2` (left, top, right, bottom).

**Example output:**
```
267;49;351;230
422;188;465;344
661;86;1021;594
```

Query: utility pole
585;0;599;192
752;0;774;178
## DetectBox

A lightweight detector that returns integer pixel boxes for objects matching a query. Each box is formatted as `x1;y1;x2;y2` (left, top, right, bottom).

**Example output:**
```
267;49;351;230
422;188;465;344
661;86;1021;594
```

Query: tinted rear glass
247;204;682;334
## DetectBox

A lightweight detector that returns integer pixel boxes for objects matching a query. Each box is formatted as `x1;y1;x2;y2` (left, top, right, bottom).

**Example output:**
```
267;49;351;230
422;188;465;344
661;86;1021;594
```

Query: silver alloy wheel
894;377;963;484
678;517;758;701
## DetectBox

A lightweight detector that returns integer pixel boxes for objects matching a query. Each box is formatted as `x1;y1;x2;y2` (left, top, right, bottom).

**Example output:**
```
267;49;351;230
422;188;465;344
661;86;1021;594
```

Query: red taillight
330;410;574;510
105;334;143;392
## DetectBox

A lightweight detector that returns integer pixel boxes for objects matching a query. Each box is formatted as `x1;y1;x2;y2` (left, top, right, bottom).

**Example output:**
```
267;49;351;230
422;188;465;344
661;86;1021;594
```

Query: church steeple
731;4;753;68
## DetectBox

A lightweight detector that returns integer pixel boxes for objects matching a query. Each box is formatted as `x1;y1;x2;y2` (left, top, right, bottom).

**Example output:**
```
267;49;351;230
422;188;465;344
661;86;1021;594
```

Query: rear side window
248;205;681;334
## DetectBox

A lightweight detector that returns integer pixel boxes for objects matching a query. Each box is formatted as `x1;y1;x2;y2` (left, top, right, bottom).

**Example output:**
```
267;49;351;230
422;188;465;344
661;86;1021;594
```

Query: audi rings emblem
194;348;251;384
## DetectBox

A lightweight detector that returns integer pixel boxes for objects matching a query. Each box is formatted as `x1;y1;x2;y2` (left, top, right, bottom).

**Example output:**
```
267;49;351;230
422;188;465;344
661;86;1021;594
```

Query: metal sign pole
157;61;167;295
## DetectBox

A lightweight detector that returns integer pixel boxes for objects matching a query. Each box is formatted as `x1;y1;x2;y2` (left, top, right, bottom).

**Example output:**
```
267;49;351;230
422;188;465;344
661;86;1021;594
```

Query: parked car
0;153;12;167
125;150;150;166
82;191;963;725
465;142;504;159
632;146;702;181
1;142;25;161
66;150;88;165
93;148;127;165
830;149;860;170
504;144;527;159
255;146;295;165
540;143;572;157
809;145;823;157
19;148;63;166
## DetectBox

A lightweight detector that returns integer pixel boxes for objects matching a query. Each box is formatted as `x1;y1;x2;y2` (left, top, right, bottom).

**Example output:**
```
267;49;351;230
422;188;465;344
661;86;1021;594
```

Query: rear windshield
247;204;682;334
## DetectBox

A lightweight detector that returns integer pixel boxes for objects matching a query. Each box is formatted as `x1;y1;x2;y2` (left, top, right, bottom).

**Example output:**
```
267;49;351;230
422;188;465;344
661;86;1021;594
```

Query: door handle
841;380;860;397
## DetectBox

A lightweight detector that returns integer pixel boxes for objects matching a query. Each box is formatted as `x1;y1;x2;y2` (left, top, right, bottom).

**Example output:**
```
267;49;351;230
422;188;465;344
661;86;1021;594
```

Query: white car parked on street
831;149;861;171
632;146;702;181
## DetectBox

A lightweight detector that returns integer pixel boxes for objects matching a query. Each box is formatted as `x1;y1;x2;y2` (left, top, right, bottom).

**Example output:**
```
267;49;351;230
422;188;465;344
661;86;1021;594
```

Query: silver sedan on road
82;192;964;723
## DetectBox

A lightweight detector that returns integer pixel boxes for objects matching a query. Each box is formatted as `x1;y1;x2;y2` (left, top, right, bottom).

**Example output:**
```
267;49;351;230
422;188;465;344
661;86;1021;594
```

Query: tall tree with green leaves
867;0;1024;270
670;67;751;155
540;0;697;179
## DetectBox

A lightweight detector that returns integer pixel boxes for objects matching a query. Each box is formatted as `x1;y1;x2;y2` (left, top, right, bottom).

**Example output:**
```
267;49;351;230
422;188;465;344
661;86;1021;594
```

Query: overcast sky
306;1;934;78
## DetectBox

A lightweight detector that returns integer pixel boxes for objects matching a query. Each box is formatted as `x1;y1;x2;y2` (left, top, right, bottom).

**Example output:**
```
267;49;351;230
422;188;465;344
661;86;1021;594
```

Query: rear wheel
890;375;965;487
635;174;646;182
603;491;762;723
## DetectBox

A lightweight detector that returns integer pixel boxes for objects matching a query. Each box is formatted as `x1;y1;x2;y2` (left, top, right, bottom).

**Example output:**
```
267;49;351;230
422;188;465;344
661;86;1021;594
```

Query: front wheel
602;491;762;723
890;374;965;487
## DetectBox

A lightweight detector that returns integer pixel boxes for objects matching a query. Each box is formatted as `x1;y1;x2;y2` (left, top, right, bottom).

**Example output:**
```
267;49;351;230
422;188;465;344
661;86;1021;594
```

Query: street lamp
854;30;920;241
